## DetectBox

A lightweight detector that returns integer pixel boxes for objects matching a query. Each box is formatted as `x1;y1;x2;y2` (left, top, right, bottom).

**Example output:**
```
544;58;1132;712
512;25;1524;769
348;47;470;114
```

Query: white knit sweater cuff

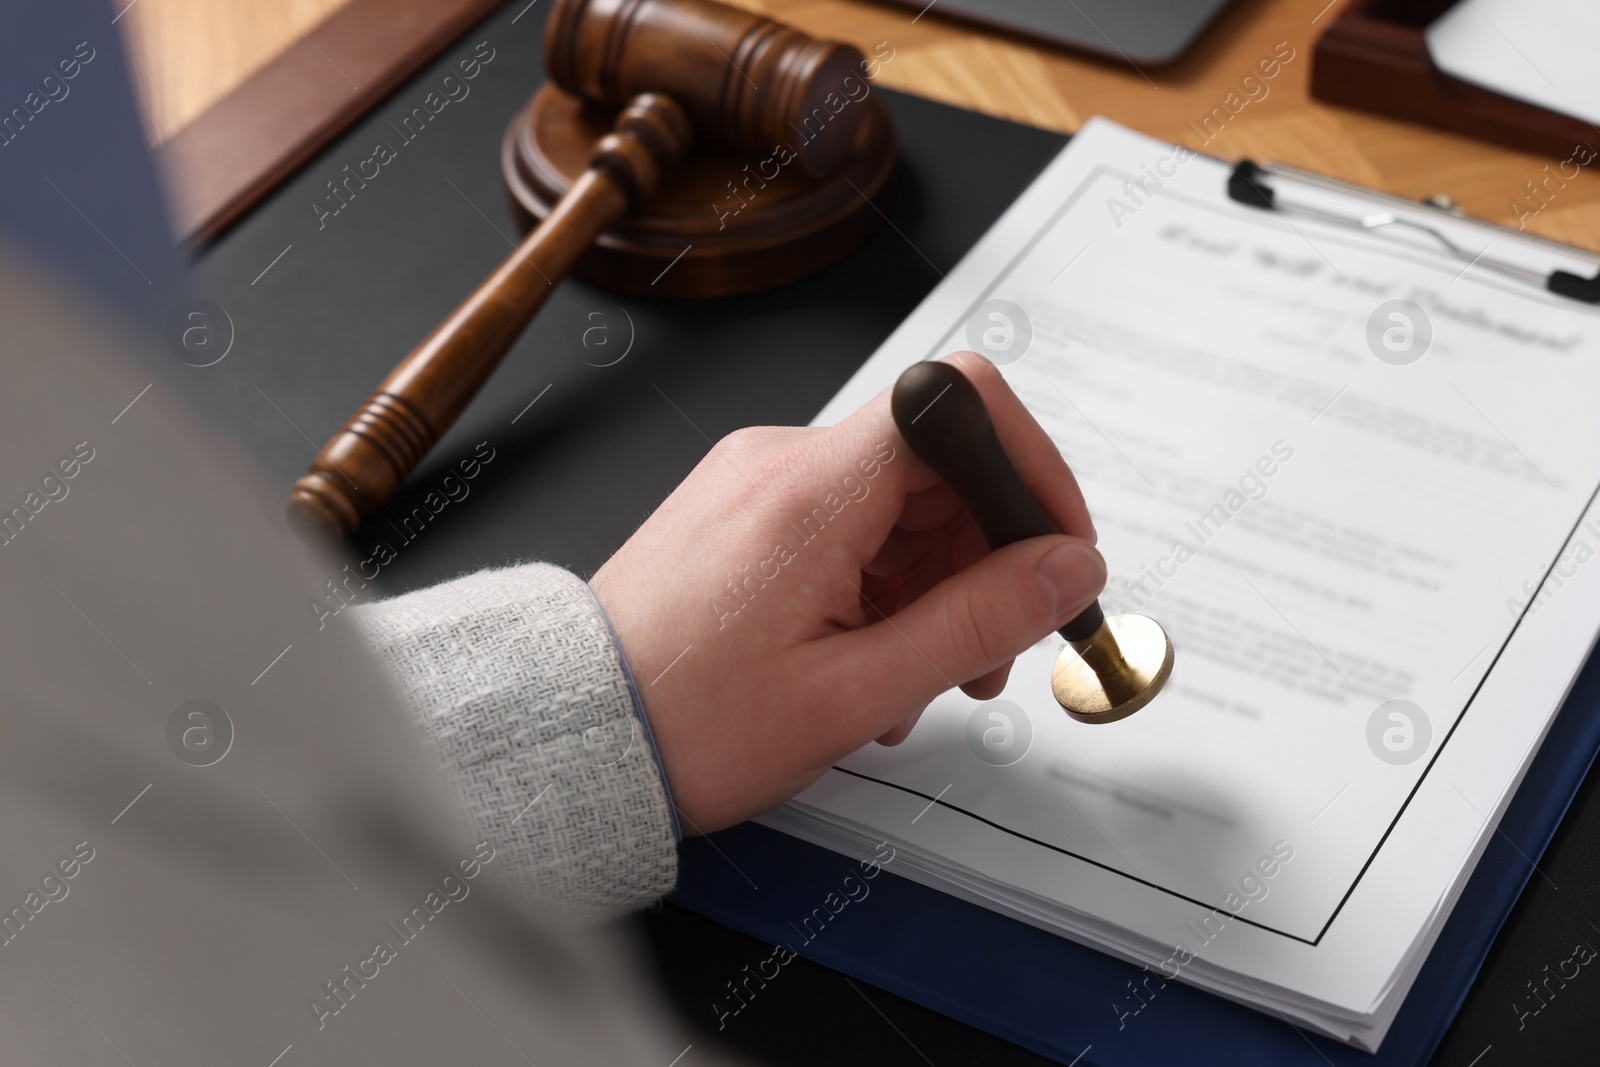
351;562;678;920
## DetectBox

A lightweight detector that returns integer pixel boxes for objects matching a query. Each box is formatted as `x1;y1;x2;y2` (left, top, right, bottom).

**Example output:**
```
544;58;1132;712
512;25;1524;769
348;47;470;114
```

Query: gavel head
545;0;870;179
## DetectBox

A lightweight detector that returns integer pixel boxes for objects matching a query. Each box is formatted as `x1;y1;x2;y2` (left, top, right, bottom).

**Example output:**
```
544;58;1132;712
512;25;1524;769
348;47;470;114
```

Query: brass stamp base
1051;614;1174;724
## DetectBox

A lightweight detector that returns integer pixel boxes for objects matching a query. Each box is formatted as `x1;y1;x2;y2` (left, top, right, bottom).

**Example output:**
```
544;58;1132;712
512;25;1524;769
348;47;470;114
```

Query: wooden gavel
288;0;875;540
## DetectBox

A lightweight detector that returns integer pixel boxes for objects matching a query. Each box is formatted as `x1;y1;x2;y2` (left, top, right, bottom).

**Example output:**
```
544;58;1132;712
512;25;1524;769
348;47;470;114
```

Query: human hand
589;352;1105;833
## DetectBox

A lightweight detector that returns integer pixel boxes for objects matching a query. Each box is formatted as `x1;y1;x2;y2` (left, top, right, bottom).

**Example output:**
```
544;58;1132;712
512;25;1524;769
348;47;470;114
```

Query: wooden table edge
157;0;506;245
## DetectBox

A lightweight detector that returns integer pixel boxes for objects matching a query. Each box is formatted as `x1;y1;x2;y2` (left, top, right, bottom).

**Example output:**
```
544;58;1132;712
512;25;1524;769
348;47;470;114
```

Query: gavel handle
287;93;692;541
889;360;1107;643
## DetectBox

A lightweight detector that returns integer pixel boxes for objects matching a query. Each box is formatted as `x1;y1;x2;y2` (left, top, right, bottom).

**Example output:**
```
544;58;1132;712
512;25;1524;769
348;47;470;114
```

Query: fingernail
1036;541;1106;623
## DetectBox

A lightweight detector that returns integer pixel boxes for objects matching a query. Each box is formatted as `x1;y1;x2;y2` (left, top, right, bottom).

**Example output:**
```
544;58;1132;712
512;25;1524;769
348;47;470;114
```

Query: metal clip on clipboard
1227;159;1600;305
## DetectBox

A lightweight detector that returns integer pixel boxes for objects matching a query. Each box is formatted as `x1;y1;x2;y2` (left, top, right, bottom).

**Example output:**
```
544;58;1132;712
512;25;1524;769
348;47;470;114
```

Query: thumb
830;536;1106;733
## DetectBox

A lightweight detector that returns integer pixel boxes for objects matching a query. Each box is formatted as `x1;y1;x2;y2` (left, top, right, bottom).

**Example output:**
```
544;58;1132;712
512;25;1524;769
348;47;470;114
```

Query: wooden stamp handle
287;93;691;541
890;360;1106;642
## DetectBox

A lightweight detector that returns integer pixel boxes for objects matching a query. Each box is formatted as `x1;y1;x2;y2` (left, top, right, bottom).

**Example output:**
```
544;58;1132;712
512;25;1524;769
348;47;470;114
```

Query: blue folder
673;644;1600;1065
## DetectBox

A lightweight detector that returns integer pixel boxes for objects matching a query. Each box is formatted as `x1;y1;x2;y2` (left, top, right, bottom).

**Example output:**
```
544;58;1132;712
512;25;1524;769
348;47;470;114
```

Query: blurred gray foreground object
0;246;731;1066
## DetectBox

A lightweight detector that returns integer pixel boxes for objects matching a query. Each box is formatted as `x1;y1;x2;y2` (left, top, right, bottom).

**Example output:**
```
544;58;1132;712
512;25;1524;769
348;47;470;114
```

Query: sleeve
350;562;679;920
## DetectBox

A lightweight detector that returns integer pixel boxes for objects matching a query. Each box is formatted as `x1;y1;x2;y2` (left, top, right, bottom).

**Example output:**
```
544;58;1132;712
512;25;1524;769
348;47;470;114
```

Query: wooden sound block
503;83;897;297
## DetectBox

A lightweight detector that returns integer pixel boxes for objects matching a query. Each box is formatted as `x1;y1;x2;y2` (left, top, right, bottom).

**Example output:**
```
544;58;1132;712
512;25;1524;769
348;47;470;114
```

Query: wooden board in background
123;0;509;242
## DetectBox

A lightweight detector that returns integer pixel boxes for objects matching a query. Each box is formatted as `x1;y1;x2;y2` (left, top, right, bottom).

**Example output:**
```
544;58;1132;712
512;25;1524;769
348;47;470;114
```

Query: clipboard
669;142;1600;1066
1227;157;1600;303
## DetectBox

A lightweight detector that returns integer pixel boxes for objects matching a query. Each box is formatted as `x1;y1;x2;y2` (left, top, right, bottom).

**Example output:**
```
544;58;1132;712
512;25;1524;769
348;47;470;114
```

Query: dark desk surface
175;3;1600;1064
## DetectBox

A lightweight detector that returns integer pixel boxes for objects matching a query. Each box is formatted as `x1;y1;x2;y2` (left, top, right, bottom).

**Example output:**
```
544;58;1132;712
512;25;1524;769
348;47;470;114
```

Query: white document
1428;0;1600;126
761;118;1600;1049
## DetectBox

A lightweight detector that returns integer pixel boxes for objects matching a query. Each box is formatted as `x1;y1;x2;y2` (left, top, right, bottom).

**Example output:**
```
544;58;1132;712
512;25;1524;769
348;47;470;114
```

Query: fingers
960;661;1013;701
875;705;924;746
895;483;964;532
825;535;1106;737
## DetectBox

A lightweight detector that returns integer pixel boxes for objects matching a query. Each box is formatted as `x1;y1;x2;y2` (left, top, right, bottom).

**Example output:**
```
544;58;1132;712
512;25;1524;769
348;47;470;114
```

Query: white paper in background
763;117;1600;1045
1428;0;1600;126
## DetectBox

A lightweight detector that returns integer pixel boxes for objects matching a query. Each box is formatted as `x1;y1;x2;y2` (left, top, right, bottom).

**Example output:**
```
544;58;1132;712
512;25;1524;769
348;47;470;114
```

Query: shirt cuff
586;582;682;842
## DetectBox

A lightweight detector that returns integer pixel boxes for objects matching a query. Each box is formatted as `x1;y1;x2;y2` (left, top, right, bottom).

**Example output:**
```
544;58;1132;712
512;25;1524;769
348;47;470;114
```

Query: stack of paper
761;119;1600;1049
